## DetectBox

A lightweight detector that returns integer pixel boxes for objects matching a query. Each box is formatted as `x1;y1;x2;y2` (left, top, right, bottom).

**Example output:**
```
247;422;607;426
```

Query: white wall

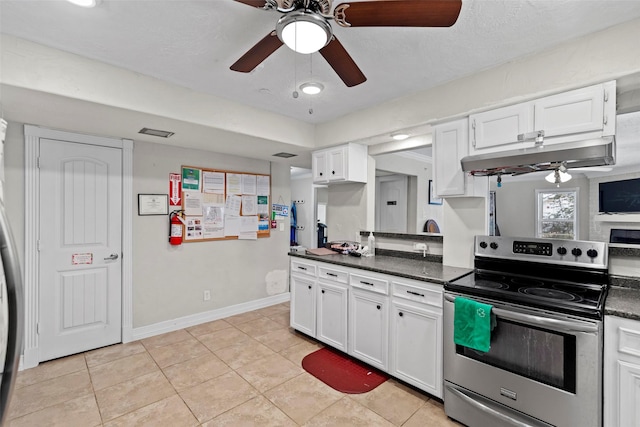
3;125;291;329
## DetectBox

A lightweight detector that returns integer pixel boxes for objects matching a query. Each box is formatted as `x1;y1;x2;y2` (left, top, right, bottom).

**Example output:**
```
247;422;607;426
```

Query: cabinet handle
326;273;338;277
376;305;381;310
399;312;404;317
332;171;335;175
360;281;374;286
406;290;425;297
319;172;323;176
308;285;312;289
298;266;307;271
471;119;476;147
321;290;325;294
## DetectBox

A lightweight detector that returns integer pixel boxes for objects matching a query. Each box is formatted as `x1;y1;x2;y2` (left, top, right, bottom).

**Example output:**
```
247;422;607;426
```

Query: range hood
461;136;616;176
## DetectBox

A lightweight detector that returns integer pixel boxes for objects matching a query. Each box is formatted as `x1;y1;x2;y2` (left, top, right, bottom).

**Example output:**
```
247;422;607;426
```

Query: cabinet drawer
392;282;442;308
618;326;640;358
318;266;348;284
291;260;316;277
350;273;389;295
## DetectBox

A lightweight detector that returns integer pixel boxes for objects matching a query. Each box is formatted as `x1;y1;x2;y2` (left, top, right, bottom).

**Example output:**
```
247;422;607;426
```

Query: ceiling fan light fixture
545;169;572;186
276;11;332;54
300;82;324;95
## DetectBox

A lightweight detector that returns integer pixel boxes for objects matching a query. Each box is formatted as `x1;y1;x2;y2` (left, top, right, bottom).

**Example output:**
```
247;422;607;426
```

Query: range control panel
475;235;608;269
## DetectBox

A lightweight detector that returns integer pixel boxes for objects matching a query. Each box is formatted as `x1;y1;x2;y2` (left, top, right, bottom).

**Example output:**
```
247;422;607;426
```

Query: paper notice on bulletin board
226;173;242;195
184;217;204;240
184;191;203;216
257;175;270;196
182;167;201;191
202;171;225;194
241;195;257;215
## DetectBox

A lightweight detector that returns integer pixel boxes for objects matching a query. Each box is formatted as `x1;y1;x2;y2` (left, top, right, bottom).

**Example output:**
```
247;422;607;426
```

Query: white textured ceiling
2;0;640;125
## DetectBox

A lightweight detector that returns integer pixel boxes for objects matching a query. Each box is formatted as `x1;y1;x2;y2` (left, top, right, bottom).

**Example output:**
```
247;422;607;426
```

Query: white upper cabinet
312;143;368;184
433;118;488;198
468;80;616;156
433;118;468;196
469;102;534;151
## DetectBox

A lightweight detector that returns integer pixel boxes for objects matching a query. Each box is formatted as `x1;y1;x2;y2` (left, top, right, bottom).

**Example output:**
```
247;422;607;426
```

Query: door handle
104;253;119;261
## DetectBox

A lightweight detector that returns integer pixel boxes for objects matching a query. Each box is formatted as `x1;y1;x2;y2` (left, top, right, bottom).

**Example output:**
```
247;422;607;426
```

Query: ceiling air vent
139;127;174;138
273;152;297;158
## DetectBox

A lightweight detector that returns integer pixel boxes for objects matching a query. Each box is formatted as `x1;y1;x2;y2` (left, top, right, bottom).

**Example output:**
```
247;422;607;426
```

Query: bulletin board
180;165;271;242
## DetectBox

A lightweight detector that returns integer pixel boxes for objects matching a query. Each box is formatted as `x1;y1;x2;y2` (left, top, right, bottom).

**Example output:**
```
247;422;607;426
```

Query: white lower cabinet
604;315;640;427
349;287;389;371
317;280;348;352
290;273;316;337
289;257;444;396
390;300;442;397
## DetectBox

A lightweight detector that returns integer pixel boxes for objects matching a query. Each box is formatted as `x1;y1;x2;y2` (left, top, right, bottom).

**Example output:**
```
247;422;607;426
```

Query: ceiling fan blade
319;36;366;87
233;0;268;8
333;0;462;28
230;31;283;73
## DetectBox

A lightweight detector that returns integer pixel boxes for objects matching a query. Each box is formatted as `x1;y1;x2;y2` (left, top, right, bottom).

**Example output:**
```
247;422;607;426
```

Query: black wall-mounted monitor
599;178;640;213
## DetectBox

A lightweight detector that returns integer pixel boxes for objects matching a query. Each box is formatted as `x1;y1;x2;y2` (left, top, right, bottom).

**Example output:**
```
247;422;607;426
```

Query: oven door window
456;319;576;393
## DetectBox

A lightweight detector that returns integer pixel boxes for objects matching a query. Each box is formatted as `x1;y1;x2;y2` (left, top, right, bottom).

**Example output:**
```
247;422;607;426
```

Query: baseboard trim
128;293;291;342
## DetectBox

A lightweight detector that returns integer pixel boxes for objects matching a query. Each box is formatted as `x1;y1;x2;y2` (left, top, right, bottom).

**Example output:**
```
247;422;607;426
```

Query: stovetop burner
519;287;581;302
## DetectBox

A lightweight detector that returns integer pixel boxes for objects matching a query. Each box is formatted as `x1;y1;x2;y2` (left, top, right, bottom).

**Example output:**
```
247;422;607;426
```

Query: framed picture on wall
428;180;443;205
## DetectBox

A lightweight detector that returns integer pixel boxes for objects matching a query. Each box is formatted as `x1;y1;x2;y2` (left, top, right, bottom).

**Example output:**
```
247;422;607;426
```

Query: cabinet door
390;301;442;397
290;274;316;337
312;151;328;183
469;102;534;154
535;83;605;138
327;147;347;181
604;315;640;427
348;288;388;370
433;118;468;196
316;281;348;351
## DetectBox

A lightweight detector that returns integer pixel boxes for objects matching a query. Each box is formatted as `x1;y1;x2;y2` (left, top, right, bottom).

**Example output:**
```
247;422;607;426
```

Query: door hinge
36;323;40;334
36;157;40;168
37;240;42;251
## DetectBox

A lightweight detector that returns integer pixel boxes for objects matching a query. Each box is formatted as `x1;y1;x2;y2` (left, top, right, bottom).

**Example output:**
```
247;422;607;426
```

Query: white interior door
38;138;122;361
377;175;408;233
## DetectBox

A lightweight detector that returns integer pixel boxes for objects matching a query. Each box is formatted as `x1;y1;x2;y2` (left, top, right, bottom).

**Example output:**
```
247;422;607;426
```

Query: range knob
587;249;599;258
479;241;488;249
571;248;582;257
490;242;499;250
557;247;567;256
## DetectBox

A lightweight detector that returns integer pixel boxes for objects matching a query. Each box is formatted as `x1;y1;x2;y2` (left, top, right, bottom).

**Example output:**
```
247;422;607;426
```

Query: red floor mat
302;347;389;394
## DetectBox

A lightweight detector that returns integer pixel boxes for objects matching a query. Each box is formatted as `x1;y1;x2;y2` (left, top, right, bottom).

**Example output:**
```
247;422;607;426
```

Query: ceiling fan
230;0;462;87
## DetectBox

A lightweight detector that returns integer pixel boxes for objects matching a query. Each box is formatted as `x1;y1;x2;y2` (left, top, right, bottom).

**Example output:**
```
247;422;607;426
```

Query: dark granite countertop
605;287;640;320
289;252;472;285
605;275;640;320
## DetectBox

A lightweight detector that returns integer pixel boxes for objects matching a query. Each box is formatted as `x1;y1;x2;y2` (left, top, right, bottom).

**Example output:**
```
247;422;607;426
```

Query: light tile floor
7;302;461;426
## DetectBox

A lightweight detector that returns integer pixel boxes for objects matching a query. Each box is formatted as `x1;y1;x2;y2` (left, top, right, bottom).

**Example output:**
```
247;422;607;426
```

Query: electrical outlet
414;243;427;250
203;290;211;301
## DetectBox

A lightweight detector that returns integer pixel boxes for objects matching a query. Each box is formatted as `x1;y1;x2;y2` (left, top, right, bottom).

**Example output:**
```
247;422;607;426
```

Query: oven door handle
446;383;538;427
444;294;598;333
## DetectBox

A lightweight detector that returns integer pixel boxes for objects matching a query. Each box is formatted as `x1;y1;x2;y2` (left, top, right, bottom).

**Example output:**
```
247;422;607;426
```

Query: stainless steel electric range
443;235;609;427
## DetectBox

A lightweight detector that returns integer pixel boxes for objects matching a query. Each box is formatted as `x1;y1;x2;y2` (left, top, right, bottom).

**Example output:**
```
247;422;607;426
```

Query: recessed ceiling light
66;0;101;7
391;133;409;141
300;82;324;95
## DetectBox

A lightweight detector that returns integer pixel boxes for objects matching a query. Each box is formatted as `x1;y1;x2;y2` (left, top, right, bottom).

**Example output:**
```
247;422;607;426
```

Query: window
536;189;578;240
